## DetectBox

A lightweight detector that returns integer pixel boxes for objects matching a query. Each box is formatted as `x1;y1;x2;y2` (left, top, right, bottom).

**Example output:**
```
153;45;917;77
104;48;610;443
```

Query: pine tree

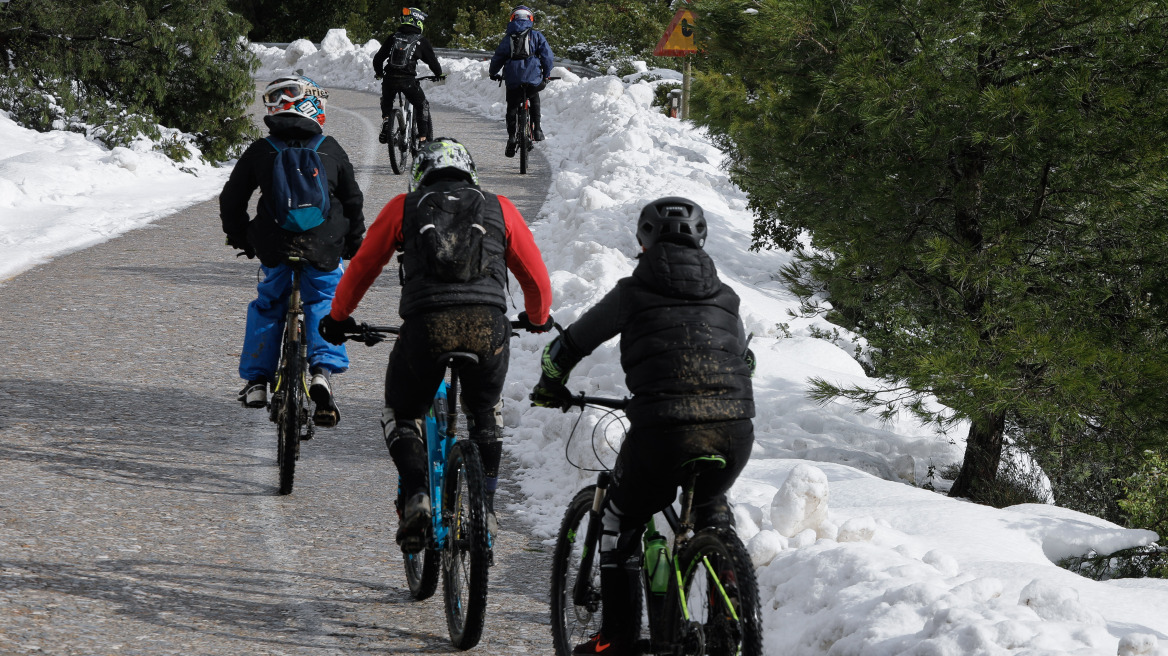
0;0;257;162
690;0;1168;499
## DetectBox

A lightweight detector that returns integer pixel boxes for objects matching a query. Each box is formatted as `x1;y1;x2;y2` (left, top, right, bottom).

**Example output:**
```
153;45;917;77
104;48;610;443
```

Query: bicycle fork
573;471;611;608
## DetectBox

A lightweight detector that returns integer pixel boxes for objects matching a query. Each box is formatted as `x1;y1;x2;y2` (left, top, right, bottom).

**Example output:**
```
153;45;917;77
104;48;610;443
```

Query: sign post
653;8;698;119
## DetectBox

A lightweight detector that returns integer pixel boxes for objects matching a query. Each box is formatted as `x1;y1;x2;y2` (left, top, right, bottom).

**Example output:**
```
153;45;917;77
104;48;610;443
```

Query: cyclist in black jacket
219;75;365;427
372;7;443;144
532;197;756;656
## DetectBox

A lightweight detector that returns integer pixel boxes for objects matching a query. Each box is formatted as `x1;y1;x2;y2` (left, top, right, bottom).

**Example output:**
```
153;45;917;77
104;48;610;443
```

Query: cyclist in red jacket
319;138;553;552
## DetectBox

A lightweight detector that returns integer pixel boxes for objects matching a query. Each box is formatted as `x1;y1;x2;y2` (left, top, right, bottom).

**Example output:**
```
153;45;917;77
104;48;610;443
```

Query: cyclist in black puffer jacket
531;197;756;656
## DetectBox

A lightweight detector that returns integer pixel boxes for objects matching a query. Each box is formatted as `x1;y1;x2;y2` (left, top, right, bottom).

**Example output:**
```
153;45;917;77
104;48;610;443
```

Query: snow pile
0;111;226;281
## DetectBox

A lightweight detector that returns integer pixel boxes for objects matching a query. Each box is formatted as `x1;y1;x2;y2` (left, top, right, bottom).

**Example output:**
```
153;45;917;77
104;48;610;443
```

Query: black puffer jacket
564;243;754;426
219;114;365;271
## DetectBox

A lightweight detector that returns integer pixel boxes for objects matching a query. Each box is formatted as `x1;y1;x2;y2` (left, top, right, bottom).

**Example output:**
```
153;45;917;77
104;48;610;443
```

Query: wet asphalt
0;85;559;654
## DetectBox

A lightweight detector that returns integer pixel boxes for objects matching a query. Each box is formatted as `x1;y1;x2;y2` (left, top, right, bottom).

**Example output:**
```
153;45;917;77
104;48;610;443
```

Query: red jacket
331;192;552;323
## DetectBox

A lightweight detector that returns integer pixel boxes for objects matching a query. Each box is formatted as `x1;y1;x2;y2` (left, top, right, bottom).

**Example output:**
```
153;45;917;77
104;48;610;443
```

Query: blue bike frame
425;380;453;548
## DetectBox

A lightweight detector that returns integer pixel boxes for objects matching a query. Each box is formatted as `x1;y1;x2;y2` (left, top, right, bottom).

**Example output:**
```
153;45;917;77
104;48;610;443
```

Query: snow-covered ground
1;27;1164;655
0;114;226;282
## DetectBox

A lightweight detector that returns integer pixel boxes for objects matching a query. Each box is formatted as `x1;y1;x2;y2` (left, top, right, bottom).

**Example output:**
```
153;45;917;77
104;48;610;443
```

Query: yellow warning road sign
653;9;697;57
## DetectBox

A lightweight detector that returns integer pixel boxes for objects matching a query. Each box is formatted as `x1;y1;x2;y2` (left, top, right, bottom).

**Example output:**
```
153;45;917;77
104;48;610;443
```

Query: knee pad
598;500;643;570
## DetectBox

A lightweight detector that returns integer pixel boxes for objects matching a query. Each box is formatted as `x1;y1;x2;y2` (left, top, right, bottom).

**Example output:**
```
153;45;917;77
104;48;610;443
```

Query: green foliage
653;82;682;116
0;0;258;163
1119;450;1168;545
1059;544;1168;581
691;0;1168;496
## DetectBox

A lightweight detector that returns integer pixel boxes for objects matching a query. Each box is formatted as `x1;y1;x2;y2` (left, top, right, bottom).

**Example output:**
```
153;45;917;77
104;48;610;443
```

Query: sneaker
505;138;517;158
309;369;340;428
572;632;635;656
396;492;432;554
533;127;545;142
238;379;267;408
378;119;389;144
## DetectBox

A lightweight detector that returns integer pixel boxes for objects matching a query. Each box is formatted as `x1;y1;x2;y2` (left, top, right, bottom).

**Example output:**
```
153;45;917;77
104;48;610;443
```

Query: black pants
599;419;755;645
381;79;433;141
385;306;510;486
505;85;542;139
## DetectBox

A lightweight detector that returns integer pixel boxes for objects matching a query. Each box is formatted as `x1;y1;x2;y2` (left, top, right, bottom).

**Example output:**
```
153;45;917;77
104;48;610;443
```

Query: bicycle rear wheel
518;103;530;174
442;440;490;649
677;528;763;656
275;331;302;496
550;486;603;656
389;108;408;175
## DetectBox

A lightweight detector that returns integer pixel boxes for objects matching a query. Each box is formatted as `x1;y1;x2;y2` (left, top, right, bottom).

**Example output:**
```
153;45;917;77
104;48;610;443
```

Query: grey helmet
636;196;707;249
410;138;478;191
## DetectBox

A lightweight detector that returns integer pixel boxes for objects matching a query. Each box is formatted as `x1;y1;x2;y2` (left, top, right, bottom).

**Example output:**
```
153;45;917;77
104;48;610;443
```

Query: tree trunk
949;410;1007;498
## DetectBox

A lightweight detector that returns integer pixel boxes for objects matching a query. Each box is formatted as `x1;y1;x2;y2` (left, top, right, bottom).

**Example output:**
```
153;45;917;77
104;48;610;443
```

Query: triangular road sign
653;9;698;57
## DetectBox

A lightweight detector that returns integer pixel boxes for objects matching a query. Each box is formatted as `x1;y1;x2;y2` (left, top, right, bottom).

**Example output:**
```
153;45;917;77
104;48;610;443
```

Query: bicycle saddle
438;351;479;368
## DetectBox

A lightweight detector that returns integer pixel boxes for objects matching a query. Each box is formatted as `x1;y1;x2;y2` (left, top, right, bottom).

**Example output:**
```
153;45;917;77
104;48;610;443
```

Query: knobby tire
276;332;302;495
677;528;764;656
389;108;408;175
442;440;490;649
518;103;530;174
550;486;603;656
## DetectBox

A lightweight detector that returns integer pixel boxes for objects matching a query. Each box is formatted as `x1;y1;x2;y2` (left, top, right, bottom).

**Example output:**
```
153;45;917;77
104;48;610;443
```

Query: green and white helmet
401;7;426;30
410;138;479;191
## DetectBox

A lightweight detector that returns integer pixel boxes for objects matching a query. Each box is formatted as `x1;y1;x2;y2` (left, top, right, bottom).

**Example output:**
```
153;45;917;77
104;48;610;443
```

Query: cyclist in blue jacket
488;5;555;158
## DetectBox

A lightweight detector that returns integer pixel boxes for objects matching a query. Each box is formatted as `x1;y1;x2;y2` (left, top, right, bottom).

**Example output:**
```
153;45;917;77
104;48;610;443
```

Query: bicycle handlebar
340;317;554;346
564;393;629;410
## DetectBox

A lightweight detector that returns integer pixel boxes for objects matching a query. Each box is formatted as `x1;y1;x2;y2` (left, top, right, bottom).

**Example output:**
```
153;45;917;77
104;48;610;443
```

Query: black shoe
533;127;545;142
396;492;432;553
238;379;267;408
572;632;636;655
505;138;517;158
378;119;389;144
309;369;339;427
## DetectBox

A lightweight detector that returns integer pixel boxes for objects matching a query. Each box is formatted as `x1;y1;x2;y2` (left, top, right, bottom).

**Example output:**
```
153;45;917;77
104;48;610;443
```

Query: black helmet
636;197;707;249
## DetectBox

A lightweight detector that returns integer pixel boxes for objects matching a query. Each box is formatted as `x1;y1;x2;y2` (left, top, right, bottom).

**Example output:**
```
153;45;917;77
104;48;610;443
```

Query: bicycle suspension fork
574;471;611;607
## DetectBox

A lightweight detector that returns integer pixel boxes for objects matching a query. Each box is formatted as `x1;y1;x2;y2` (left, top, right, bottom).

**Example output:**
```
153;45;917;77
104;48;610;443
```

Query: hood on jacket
632;242;720;300
264;113;324;140
506;18;534;34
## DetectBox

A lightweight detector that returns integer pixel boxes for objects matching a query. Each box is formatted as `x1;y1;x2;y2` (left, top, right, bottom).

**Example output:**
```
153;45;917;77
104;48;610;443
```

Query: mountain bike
383;75;445;175
545;393;764;656
266;256;315;496
341;317;537;649
493;76;559;174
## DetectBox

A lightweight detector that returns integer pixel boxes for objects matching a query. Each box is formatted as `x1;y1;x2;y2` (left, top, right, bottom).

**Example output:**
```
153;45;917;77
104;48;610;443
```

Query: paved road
0;86;557;654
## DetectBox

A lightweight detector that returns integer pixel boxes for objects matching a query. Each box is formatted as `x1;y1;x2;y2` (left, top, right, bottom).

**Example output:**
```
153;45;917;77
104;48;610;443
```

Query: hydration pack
388;33;423;71
508;27;533;60
264;135;330;233
414;187;491;283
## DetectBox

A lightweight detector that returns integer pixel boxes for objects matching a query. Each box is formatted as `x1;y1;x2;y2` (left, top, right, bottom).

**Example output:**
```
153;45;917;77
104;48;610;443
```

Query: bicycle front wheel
442;440;490;649
550;486;603;656
389;109;408;175
518;104;530;174
677;528;763;656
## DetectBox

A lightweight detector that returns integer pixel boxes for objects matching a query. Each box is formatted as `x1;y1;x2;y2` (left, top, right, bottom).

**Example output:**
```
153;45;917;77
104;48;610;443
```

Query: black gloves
318;314;357;345
225;232;254;259
490;74;502;81
516;311;554;333
530;375;571;410
343;236;363;260
375;73;383;80
745;348;757;378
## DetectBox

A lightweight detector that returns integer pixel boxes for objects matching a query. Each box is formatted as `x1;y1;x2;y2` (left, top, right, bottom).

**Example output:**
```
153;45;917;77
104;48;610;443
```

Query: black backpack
414;187;492;283
508;27;533;60
388;33;423;71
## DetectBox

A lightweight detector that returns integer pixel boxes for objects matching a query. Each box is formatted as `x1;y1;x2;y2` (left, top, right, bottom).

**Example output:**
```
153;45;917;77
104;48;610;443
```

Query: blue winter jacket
488;18;554;89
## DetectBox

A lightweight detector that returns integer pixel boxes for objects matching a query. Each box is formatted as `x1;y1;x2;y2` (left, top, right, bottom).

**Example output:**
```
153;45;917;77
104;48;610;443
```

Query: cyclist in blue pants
220;75;366;427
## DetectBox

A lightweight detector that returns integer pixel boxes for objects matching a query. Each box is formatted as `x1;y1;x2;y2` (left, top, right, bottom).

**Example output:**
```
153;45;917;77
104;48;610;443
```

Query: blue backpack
264;135;330;232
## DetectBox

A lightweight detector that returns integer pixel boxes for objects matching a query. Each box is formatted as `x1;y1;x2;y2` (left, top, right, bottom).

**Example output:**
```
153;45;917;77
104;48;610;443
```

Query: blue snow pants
239;263;349;381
